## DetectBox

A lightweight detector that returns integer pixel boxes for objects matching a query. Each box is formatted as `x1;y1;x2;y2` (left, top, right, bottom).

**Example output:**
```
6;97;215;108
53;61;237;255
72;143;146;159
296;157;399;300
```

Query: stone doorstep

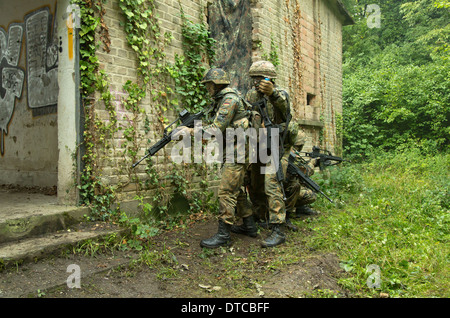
0;224;127;267
0;206;90;244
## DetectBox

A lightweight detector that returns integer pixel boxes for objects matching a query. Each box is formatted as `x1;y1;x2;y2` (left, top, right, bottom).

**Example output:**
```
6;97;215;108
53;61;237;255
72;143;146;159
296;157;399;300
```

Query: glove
172;126;193;140
258;79;274;96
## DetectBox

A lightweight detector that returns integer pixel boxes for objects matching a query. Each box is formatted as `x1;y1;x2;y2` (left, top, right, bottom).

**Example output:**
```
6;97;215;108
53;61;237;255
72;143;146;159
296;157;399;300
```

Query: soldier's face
205;82;216;96
293;144;304;153
252;76;265;88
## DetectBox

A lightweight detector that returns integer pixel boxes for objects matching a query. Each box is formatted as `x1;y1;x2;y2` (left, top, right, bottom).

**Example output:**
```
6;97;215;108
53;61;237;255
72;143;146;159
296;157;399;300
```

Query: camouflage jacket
204;87;249;132
245;87;297;149
203;87;250;162
245;87;289;125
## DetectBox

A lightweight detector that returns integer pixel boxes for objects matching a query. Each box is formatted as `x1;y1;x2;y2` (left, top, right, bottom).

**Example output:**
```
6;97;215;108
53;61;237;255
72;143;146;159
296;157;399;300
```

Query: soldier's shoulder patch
219;108;229;115
222;97;233;106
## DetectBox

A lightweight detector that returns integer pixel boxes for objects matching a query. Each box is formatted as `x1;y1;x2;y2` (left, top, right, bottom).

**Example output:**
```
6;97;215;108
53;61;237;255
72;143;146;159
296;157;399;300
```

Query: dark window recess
307;93;316;106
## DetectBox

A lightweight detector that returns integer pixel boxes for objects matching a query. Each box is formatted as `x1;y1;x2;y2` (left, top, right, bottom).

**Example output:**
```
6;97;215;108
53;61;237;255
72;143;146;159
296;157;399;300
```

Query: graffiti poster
0;24;25;155
25;7;59;114
0;6;59;155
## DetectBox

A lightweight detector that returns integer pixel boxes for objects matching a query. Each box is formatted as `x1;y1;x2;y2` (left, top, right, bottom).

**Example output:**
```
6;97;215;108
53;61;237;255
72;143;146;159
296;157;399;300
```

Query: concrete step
0;186;91;243
0;222;127;267
0;206;90;244
0;186;128;268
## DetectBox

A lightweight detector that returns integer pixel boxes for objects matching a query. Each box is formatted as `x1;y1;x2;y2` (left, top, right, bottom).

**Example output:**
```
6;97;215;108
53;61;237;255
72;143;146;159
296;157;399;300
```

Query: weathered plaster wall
0;0;59;187
250;0;346;154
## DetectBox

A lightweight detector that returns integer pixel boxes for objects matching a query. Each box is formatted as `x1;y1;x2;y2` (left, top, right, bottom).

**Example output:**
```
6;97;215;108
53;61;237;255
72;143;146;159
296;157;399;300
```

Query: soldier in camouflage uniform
235;60;296;247
175;68;255;248
284;130;318;220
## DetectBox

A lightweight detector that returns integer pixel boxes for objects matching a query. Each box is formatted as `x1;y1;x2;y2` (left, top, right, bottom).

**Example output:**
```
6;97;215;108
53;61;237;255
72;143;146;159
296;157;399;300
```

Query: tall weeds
306;148;449;297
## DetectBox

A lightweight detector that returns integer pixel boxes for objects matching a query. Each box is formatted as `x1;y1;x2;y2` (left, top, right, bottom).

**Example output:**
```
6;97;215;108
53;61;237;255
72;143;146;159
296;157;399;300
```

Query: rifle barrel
318;190;334;203
131;109;205;169
132;154;149;168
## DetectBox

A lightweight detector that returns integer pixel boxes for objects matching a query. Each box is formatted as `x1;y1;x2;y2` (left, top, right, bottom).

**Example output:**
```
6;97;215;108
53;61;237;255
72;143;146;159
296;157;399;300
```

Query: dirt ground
0;215;350;301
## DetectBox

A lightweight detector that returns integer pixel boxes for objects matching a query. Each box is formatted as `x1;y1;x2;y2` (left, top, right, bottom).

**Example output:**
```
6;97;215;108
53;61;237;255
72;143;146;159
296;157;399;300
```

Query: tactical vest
211;87;252;129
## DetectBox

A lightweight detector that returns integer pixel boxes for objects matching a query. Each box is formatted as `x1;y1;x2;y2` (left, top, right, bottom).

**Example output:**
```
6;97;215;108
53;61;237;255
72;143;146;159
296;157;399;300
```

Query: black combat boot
295;205;318;217
257;220;270;229
285;218;298;232
200;220;232;248
230;216;258;237
261;224;286;248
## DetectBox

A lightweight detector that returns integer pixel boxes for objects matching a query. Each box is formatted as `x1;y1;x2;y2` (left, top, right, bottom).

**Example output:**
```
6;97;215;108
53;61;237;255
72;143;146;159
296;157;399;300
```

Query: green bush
342;54;449;160
341;0;450;160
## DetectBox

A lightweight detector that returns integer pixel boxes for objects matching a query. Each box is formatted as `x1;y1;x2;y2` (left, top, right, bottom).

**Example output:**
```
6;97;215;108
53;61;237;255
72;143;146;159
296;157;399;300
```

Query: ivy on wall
259;35;280;68
167;7;216;113
72;0;219;234
72;0;117;219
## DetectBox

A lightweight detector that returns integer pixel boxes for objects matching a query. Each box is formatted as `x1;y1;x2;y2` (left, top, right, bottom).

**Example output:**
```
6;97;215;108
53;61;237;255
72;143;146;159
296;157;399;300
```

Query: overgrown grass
305;148;449;297
66;148;448;298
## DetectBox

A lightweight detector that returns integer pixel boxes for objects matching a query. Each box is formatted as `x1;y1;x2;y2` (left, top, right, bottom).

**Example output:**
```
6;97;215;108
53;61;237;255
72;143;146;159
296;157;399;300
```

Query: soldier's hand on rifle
172;126;193;140
258;79;274;96
313;158;320;168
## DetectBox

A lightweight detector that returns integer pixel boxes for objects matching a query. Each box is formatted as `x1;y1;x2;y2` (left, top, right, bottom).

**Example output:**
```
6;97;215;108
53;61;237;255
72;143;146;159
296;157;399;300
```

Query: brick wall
317;0;345;154
249;0;345;154
94;0;346;201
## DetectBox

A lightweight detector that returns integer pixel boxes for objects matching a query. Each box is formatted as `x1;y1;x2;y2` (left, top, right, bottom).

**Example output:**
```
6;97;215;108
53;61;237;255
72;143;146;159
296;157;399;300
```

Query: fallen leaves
199;284;222;292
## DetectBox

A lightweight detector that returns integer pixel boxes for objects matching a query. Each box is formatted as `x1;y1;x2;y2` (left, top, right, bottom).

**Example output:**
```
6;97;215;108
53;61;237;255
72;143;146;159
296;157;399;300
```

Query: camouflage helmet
201;68;231;85
249;60;277;79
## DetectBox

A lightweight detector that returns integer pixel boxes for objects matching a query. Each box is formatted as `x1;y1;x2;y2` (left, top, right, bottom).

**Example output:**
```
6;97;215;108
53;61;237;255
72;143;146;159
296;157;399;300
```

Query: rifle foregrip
148;135;172;156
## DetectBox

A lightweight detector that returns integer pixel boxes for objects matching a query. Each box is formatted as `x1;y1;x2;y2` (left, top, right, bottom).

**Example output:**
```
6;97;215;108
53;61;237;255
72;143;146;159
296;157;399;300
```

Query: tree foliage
341;0;449;160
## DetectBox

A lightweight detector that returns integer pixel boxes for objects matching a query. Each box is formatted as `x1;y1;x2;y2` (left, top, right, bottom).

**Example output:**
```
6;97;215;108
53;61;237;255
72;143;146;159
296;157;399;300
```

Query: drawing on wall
25;6;59;115
0;23;25;156
1;6;60;156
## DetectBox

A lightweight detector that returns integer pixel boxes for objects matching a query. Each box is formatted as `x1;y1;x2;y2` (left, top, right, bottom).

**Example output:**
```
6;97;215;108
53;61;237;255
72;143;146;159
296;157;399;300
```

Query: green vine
73;0;118;220
260;35;280;67
164;8;219;216
118;0;167;85
166;8;216;113
74;0;220;238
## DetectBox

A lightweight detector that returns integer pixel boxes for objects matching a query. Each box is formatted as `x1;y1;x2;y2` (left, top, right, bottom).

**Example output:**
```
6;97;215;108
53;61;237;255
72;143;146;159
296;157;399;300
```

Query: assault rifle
131;109;204;168
303;146;347;171
252;86;291;201
287;153;334;203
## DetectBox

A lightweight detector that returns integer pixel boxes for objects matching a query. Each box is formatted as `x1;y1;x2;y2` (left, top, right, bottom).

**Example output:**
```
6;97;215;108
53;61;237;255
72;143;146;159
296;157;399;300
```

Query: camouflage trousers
247;151;290;224
218;163;253;225
284;177;317;214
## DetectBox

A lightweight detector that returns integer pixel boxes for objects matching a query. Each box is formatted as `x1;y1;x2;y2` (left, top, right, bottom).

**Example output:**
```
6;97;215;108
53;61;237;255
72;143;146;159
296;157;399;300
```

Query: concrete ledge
0;207;90;244
298;119;324;128
0;225;126;266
